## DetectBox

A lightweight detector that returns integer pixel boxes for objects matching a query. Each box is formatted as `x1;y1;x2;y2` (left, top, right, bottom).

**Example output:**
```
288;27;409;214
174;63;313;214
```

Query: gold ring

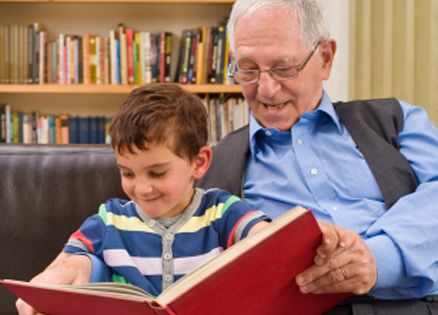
339;267;347;279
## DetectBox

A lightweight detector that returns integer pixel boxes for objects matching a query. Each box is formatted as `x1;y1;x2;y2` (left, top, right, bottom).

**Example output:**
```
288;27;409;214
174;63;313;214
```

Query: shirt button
164;275;172;282
297;139;303;145
332;206;338;211
149;220;156;227
265;130;272;136
163;253;172;260
165;233;174;241
310;168;318;175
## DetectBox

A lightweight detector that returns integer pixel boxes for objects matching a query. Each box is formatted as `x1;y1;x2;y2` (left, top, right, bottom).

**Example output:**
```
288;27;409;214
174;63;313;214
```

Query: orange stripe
71;230;95;253
226;210;257;248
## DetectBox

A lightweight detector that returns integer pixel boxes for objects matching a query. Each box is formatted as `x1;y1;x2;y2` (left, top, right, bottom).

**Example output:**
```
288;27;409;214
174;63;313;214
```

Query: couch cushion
0;144;126;315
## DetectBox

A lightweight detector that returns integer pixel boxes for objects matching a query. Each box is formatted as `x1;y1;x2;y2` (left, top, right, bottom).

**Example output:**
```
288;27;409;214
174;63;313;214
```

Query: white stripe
174;247;222;275
103;249;162;275
102;247;223;276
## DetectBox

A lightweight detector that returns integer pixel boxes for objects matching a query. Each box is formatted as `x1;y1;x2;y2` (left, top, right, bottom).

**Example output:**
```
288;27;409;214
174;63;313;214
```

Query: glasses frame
228;41;321;85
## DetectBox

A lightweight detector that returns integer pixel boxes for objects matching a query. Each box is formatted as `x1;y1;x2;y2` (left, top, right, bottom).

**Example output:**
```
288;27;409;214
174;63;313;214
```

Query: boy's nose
135;181;154;195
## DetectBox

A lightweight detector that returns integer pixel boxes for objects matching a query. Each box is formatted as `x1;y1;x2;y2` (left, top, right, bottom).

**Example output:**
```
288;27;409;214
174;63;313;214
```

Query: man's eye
272;67;296;77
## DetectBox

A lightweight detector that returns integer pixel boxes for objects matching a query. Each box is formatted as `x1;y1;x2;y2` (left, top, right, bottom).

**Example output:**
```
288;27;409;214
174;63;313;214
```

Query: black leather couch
0;144;126;315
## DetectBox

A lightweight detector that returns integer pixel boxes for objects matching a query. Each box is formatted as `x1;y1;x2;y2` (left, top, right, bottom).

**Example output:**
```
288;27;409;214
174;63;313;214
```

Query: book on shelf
1;206;348;315
0;20;244;86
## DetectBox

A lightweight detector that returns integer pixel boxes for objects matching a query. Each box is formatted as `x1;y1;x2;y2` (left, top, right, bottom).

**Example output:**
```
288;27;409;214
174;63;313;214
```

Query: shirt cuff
366;234;404;290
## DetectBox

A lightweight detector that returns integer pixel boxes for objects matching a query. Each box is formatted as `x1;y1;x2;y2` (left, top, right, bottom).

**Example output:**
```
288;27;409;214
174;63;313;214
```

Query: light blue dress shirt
244;91;438;299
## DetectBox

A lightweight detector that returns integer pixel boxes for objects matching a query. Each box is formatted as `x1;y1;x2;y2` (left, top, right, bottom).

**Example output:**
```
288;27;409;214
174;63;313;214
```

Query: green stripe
112;274;130;284
221;195;241;215
111;274;157;298
98;204;108;225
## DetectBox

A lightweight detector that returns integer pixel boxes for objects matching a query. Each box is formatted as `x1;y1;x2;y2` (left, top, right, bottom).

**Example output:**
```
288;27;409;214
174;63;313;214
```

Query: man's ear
320;39;337;80
192;146;213;180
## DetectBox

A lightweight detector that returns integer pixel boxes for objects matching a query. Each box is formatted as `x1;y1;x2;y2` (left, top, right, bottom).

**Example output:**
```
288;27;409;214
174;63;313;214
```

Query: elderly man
198;0;438;314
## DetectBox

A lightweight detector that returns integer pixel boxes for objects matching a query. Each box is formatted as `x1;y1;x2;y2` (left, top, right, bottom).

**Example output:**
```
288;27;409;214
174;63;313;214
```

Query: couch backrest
0;144;126;315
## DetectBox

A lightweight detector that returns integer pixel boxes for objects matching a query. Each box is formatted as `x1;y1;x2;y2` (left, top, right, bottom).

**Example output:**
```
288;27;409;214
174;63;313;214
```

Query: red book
125;28;135;85
1;207;348;315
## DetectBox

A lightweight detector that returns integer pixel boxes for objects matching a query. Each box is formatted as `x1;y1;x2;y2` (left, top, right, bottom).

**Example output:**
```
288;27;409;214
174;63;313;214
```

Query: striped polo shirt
64;188;269;296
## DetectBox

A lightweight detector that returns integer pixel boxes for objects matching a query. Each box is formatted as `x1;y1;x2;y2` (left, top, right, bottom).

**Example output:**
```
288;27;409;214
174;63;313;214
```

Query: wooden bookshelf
0;84;241;94
0;0;240;111
0;0;234;3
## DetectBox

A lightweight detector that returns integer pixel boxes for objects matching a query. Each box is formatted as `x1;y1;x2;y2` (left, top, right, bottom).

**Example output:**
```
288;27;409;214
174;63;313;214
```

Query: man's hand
296;224;377;295
315;221;355;264
16;252;92;315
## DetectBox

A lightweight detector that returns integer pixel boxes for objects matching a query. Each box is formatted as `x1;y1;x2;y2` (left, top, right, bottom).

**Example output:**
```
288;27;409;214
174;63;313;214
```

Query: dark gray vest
197;98;418;208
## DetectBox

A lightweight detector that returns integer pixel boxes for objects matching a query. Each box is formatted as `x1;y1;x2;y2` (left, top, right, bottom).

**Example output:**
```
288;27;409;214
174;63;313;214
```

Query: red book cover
125;28;135;85
159;31;166;83
1;207;348;315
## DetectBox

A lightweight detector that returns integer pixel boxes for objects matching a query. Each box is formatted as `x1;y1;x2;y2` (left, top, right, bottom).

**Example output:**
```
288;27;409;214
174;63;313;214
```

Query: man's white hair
227;0;330;52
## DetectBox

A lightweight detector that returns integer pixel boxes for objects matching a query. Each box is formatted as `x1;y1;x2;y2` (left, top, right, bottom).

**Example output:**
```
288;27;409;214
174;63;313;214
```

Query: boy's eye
121;171;134;178
149;171;166;178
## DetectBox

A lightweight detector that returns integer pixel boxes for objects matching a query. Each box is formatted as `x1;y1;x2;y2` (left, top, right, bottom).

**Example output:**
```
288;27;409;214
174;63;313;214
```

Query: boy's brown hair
110;83;208;161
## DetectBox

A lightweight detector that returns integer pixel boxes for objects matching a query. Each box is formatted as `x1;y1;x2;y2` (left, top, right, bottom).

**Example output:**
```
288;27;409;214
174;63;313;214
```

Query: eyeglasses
228;42;320;85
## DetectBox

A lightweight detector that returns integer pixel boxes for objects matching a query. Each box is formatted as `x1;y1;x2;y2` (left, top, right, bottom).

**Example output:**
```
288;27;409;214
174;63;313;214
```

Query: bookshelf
0;84;241;94
0;0;240;117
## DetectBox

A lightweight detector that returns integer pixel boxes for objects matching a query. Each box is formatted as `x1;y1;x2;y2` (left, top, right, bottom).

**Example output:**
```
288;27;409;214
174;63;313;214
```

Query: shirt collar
249;90;342;158
315;90;343;133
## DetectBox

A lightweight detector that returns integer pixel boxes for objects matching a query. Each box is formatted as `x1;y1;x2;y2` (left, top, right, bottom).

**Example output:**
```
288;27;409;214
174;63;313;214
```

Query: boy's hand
16;252;92;315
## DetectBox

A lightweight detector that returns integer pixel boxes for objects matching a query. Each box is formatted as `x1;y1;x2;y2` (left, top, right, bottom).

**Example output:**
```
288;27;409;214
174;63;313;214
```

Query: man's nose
257;72;282;99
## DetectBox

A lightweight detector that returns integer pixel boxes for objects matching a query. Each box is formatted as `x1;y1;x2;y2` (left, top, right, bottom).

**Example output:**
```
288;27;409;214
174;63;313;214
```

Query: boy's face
115;143;211;219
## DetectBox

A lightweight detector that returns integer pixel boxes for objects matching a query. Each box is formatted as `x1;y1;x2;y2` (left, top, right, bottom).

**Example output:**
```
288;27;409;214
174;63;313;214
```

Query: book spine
33;23;41;84
118;23;127;85
125;28;134;85
103;37;110;84
109;30;116;85
133;32;140;84
188;30;197;84
26;24;34;83
195;27;205;84
89;35;97;84
164;32;172;83
58;34;65;84
96;36;104;85
39;30;46;84
82;34;90;84
159;32;165;83
215;25;226;84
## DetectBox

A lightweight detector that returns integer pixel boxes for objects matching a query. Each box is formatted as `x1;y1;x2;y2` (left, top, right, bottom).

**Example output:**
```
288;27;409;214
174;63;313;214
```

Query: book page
67;282;153;300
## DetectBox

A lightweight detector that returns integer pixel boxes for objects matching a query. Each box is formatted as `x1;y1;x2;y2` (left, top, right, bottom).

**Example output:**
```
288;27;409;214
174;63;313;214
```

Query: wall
319;0;350;102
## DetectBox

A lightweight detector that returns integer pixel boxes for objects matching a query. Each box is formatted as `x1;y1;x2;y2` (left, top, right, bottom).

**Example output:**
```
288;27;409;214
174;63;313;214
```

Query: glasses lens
271;68;299;80
235;70;257;83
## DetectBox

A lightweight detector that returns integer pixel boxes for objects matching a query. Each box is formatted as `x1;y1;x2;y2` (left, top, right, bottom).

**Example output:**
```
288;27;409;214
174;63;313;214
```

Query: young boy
16;83;350;315
62;83;271;296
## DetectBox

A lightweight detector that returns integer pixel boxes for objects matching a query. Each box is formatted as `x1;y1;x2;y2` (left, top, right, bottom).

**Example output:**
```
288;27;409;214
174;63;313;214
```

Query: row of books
0;104;111;144
176;25;232;85
0;97;249;145
0;22;234;86
206;96;249;145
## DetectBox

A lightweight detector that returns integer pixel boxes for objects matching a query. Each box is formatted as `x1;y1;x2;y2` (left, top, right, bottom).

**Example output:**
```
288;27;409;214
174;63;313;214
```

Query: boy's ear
192;146;213;180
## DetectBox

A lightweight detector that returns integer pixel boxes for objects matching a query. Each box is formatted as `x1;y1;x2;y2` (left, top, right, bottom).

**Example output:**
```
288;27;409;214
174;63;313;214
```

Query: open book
1;206;348;315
